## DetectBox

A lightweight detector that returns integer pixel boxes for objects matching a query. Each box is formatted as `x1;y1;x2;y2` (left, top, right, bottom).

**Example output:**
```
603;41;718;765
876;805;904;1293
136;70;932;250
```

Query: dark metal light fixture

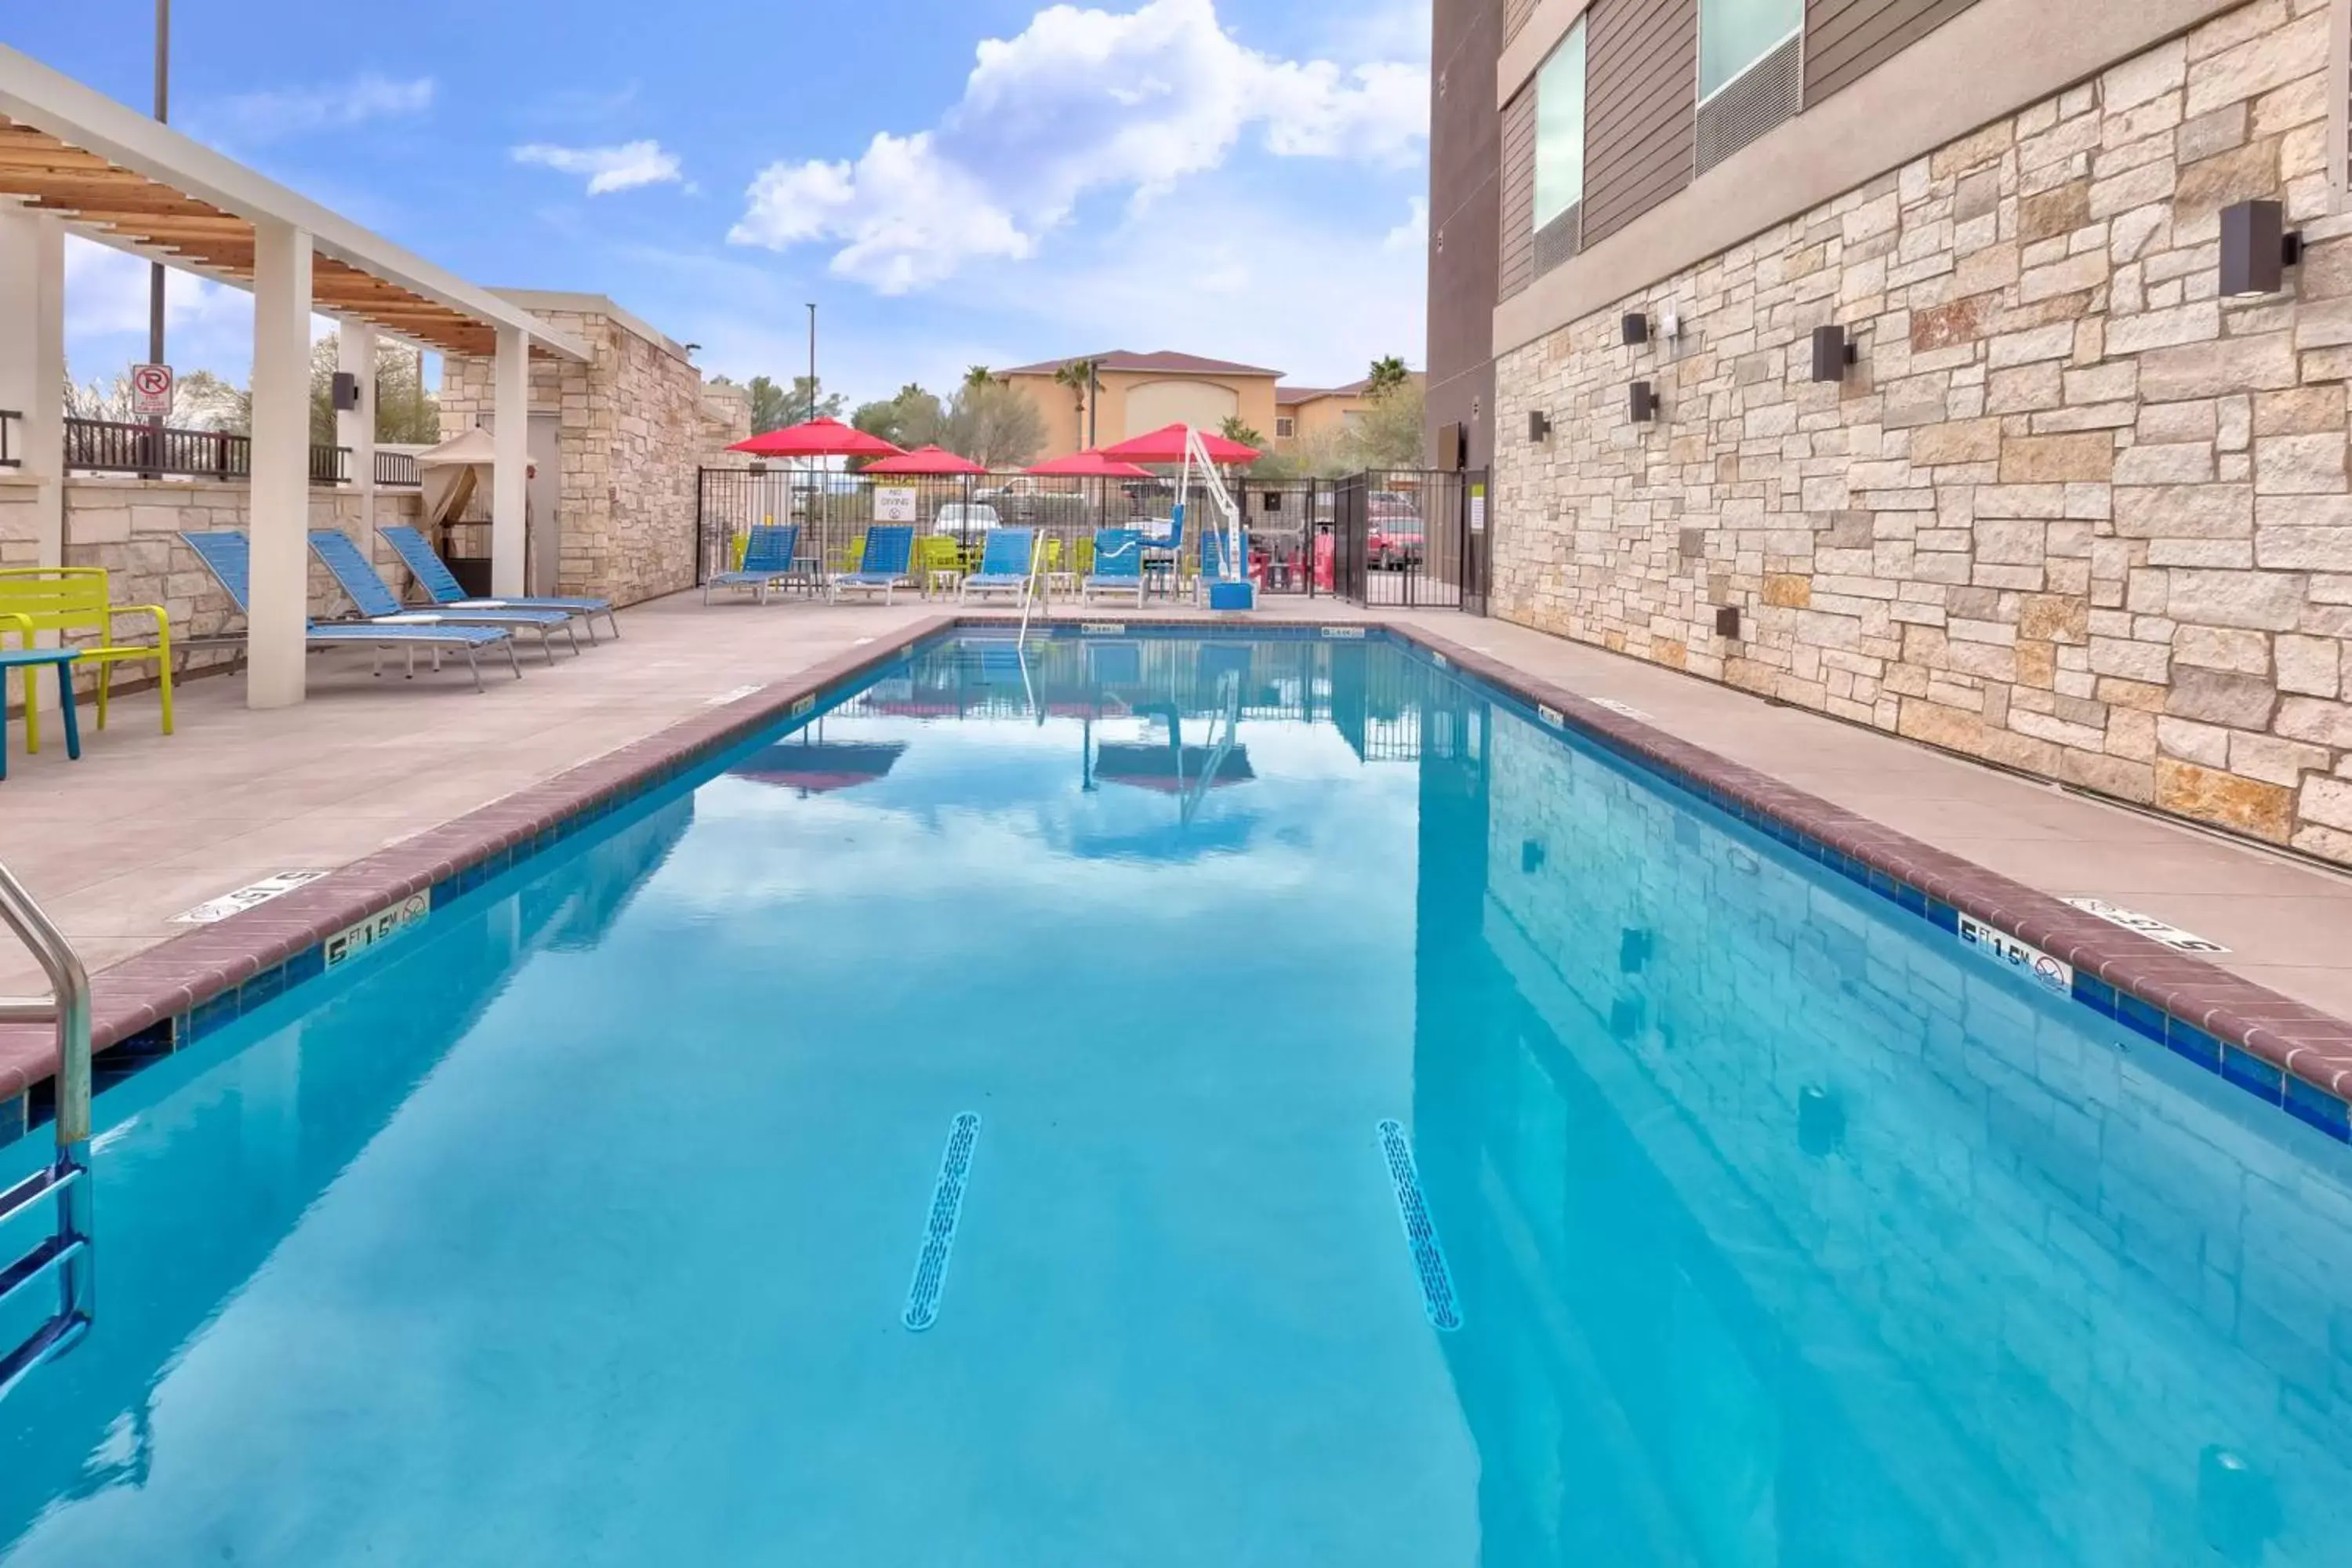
2219;200;2303;297
1621;313;1649;346
1527;409;1552;443
330;372;361;412
1629;381;1658;423
1715;604;1741;639
1811;324;1857;383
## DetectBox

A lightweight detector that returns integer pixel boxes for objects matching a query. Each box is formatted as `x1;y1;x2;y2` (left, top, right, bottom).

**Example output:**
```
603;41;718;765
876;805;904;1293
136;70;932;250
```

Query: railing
0;409;20;470
62;416;350;487
375;450;422;488
0;858;96;1404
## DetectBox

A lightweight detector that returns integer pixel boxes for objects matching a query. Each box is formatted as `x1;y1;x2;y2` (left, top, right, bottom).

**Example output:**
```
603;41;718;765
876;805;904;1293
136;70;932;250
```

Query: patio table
0;648;83;782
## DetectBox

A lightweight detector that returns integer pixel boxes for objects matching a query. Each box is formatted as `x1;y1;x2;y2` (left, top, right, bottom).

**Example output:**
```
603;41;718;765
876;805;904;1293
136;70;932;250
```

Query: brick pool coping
3;609;2349;1143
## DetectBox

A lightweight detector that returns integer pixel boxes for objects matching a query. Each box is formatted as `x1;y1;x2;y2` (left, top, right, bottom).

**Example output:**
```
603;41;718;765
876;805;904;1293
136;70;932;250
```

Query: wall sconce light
2220;200;2303;297
1629;382;1659;423
330;372;361;412
1811;324;1857;383
1621;313;1650;346
1527;409;1552;443
1715;604;1741;639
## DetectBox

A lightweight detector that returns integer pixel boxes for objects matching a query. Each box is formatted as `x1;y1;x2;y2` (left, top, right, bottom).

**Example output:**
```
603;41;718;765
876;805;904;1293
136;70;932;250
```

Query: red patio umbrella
1027;450;1156;479
1098;423;1261;466
729;417;906;460
863;445;988;476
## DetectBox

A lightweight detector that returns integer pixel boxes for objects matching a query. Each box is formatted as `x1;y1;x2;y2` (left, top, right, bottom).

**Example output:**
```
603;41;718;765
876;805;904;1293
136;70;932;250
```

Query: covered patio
0;42;587;710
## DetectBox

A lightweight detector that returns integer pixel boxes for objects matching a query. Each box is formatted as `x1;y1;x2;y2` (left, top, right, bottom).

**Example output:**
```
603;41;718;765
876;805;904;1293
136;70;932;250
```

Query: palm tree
1218;415;1265;449
1052;358;1100;446
1367;355;1410;398
963;365;997;391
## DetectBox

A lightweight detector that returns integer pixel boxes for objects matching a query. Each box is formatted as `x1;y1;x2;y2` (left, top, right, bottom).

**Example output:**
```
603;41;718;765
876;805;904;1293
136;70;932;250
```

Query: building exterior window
1276;416;1296;439
1700;0;1803;100
1533;17;1587;230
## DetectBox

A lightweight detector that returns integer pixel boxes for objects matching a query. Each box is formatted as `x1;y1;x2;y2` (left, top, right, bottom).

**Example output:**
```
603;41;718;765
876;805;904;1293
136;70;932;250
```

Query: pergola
0;44;588;709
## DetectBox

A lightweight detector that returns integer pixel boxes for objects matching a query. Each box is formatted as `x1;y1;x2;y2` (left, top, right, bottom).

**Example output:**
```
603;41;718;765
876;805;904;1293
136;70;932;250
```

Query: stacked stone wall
1493;0;2352;862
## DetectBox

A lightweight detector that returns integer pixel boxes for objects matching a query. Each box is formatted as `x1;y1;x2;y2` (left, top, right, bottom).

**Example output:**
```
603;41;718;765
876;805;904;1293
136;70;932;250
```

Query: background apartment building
998;351;1284;461
1428;0;2352;866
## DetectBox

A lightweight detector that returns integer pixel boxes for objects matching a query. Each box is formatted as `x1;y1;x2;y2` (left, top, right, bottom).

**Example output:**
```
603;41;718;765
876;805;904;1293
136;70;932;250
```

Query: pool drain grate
1377;1120;1462;1332
903;1112;982;1331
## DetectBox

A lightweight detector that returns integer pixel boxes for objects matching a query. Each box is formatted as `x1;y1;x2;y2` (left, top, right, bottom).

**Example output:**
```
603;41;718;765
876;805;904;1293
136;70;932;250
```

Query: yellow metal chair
0;568;174;745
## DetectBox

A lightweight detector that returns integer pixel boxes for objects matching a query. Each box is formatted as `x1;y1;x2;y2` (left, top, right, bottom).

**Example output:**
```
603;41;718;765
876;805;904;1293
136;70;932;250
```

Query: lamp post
147;0;169;476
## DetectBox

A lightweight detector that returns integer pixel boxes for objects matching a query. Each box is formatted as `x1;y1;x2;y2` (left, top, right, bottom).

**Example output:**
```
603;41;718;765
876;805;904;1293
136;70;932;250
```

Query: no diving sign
131;363;174;418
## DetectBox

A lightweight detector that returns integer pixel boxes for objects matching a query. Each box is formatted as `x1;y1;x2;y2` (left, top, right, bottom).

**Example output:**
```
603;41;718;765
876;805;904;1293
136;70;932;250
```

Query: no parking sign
130;363;174;417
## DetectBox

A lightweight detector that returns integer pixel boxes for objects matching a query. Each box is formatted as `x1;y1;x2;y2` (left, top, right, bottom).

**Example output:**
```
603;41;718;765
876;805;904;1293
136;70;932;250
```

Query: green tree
1051;358;1100;446
1348;377;1426;470
1218;415;1265;451
305;332;443;444
944;378;1045;468
963;365;998;392
850;383;948;459
1366;354;1410;397
174;369;251;434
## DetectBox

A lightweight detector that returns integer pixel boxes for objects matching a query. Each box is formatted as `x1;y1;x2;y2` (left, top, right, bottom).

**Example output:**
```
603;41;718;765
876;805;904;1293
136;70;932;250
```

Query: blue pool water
3;632;2350;1566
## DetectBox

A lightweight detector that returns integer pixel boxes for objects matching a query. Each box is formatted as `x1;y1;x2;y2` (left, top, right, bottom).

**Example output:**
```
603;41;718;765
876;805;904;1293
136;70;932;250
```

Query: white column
247;218;314;710
0;201;64;570
336;320;377;542
491;325;528;596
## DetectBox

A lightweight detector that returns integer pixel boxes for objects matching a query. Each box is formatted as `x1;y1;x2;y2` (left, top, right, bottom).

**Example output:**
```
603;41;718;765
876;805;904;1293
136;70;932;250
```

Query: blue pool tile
1927;899;1961;934
2166;1020;2223;1072
285;946;326;986
0;1092;23;1150
1894;884;1928;917
2114;991;2169;1047
2285;1076;2352;1142
2222;1047;2285;1104
2072;974;2118;1018
239;963;289;1011
188;989;241;1041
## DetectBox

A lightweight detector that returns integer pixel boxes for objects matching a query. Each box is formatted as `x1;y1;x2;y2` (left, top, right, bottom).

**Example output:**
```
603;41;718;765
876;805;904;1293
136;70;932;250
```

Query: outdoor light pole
146;0;169;477
806;303;817;423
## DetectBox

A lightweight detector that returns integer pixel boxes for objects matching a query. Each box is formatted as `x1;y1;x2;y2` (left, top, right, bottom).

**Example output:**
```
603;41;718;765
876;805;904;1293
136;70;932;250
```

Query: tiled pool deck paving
2;590;2350;1138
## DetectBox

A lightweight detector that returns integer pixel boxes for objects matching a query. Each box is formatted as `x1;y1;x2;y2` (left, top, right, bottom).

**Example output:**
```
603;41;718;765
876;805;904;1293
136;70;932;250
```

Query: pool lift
1176;426;1253;613
0;859;95;1404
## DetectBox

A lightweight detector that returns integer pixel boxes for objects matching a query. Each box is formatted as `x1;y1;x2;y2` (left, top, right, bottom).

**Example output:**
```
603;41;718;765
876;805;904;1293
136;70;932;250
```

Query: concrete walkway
2;590;2347;1019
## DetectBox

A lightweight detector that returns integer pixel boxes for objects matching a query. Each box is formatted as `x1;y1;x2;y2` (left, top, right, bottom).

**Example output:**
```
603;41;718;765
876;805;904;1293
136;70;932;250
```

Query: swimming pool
2;630;2349;1564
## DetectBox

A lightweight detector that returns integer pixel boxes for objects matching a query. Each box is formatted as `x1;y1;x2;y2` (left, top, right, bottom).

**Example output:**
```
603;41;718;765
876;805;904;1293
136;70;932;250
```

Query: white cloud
1383;196;1428;252
204;74;435;143
729;0;1428;293
511;140;684;196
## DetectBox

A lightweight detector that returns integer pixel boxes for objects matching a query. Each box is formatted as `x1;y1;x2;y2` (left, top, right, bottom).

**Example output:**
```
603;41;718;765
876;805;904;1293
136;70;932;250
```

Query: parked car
933;503;1001;535
1368;518;1425;569
975;477;1043;521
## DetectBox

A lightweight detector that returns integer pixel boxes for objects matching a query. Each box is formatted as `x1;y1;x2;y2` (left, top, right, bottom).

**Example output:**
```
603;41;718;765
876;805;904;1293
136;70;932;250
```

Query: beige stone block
2184;9;2331;119
2114;483;2252;539
2176;102;2249;164
2137;401;2220;443
2149;537;2257;568
2138;332;2299;400
2167;568;2308;630
2089;160;2176;220
1909;419;2002;466
2167;666;2280;727
1987;363;2065;413
2273;633;2339;698
2228;731;2327;786
2017;593;2090;643
2114;442;2217;485
2277;695;2352;746
1987;324;2078;367
2097;676;2169;713
2158;714;2233;767
2252;387;2344;437
1976;485;2068;521
2004;430;2117;484
2107;301;2222;355
2255;432;2348;495
2103;37;2188;112
2176;623;2273;673
2155;757;2295;840
1910;295;1993;351
2092;633;2172;683
2174;137;2284;230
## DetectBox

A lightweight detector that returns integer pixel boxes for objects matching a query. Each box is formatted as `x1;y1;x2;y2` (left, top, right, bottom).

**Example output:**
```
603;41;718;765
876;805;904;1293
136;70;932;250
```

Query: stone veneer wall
1491;0;2352;864
0;477;424;699
441;306;739;608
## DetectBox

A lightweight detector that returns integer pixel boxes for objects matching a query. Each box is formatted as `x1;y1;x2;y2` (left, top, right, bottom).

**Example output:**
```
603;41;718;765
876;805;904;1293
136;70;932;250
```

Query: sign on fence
874;487;919;523
130;363;174;418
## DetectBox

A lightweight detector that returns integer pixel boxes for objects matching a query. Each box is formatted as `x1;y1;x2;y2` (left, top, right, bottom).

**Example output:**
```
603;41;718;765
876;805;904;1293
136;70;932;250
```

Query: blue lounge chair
308;530;579;665
702;524;805;607
379;524;619;639
179;532;521;691
1083;528;1146;606
829;525;916;604
960;528;1036;607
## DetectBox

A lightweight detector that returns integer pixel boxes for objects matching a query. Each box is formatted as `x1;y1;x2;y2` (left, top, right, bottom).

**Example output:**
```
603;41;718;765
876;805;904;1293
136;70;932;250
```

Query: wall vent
1696;34;1802;179
1533;201;1583;279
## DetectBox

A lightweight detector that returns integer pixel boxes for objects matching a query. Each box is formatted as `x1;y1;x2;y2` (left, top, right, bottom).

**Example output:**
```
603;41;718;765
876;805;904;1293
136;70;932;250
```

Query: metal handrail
0;862;89;1145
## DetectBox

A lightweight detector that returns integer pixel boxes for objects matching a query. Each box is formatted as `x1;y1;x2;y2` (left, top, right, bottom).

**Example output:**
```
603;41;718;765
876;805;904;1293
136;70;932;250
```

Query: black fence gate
1327;469;1488;612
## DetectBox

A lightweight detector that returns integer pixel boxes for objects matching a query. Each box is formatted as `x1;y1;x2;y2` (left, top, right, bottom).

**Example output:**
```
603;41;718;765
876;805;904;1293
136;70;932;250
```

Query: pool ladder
0;859;94;1403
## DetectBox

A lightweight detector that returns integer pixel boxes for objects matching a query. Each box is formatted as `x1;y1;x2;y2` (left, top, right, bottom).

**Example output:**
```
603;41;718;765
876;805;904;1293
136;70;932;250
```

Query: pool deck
2;587;2349;1101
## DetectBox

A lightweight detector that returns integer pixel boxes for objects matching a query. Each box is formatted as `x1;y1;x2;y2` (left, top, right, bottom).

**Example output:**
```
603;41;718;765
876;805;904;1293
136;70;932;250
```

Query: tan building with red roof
996;350;1284;462
1272;373;1425;455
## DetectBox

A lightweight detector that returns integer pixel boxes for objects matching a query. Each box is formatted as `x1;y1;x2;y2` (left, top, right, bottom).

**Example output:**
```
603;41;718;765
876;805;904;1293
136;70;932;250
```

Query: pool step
0;1157;93;1403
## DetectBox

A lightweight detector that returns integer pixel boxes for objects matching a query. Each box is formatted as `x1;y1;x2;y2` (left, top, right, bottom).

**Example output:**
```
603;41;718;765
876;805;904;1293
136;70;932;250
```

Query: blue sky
7;0;1431;407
